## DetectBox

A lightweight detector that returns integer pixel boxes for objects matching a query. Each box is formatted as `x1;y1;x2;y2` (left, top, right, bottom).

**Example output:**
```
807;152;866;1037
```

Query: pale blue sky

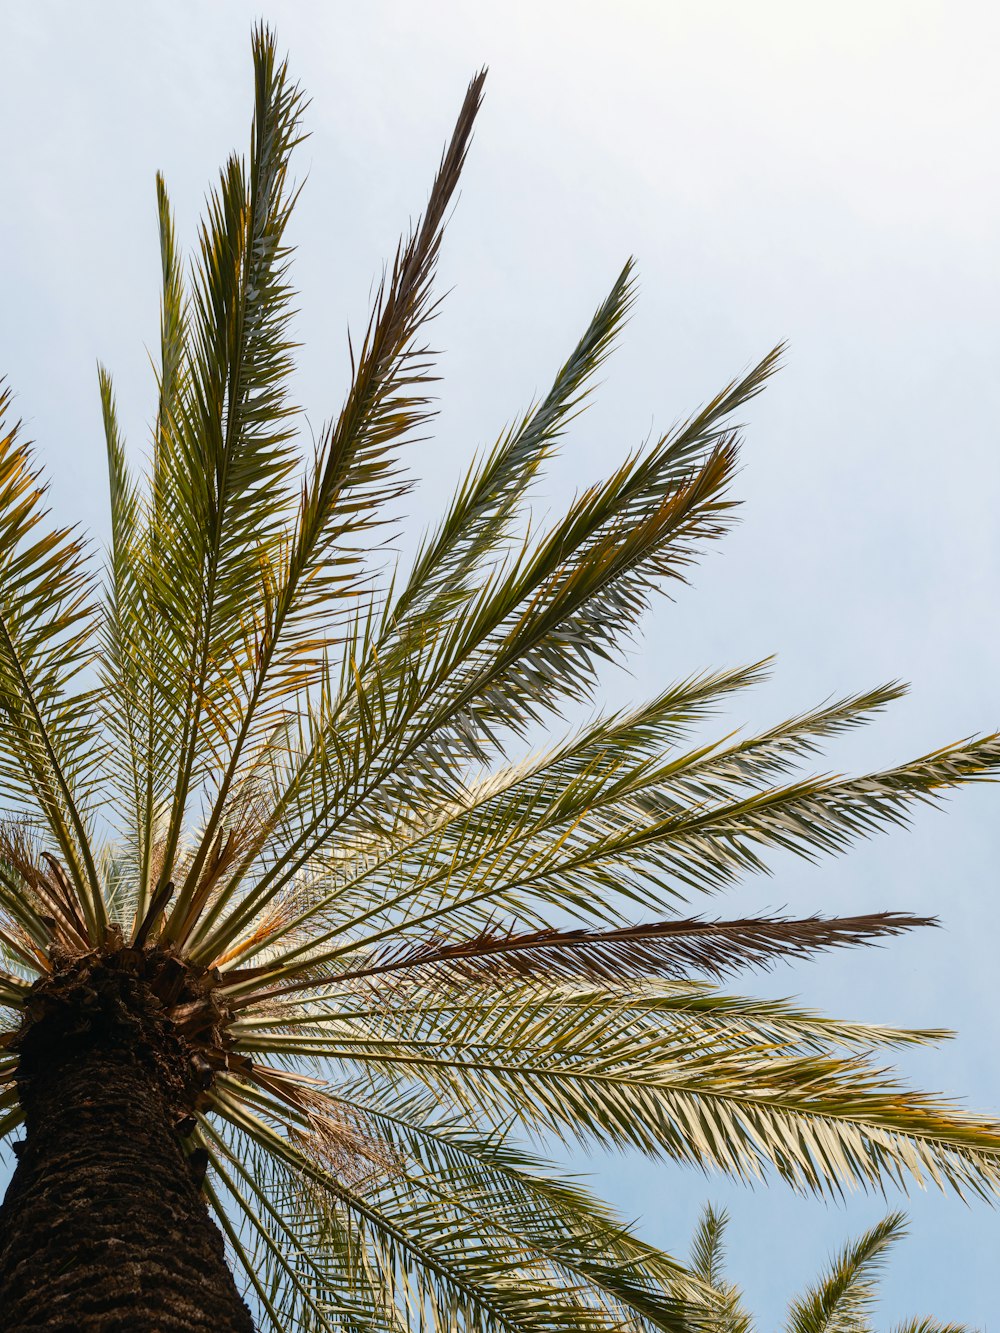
2;1;999;1324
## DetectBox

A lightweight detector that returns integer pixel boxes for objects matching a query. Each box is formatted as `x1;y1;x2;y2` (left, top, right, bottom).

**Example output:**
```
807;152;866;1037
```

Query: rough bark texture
0;962;255;1331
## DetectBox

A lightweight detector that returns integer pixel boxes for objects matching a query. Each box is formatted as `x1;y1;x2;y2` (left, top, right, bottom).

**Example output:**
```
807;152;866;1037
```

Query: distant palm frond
688;1206;977;1333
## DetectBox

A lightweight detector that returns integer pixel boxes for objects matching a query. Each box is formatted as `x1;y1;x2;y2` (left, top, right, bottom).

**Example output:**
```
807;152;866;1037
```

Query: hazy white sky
2;1;999;1322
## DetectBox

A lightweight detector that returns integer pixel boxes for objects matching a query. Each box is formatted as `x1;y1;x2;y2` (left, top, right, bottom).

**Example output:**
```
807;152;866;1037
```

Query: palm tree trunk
0;985;254;1331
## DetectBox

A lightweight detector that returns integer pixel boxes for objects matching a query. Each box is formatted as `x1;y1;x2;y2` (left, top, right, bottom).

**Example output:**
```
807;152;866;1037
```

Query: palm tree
0;23;999;1330
690;1205;972;1333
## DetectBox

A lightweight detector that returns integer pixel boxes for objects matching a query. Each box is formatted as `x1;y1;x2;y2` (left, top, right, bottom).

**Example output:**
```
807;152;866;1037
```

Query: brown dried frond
176;778;277;945
212;892;300;970
147;836;169;900
0;918;48;973
296;1113;400;1191
235;911;935;1010
0;821;90;954
248;1062;399;1186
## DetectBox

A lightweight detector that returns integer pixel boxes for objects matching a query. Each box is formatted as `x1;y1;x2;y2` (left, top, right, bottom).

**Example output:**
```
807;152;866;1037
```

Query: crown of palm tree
690;1205;973;1333
1;24;999;1332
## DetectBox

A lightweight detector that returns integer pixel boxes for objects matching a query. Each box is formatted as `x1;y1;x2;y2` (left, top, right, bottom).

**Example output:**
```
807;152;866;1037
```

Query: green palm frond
1;24;998;1330
0;387;104;932
686;1208;976;1333
393;261;637;632
99;171;190;922
161;64;487;960
227;977;1000;1199
688;1206;753;1333
209;1098;706;1332
200;727;1000;983
689;1204;728;1290
785;1212;904;1333
154;30;308;918
890;1322;973;1333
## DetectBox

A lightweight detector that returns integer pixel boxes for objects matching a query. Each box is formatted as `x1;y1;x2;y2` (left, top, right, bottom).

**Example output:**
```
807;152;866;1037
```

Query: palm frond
189;379;772;960
0;386;103;932
239;911;931;1003
149;26;307;919
690;1204;729;1290
211;1086;707;1332
391;261;637;631
684;1208;975;1333
689;1205;753;1333
167;66;487;952
99;171;191;923
890;1322;974;1333
226;977;1000;1200
210;726;1000;987
785;1211;905;1333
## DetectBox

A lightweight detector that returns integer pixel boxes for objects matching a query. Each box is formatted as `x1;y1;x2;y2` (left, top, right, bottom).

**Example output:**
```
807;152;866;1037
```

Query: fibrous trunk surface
0;955;254;1331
